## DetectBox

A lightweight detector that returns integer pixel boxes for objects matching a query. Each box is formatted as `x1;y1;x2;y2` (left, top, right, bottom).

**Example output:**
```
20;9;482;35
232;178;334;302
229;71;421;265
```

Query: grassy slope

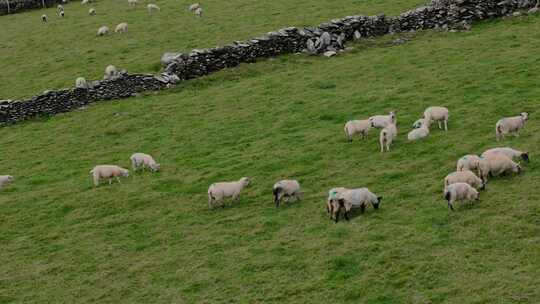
2;1;540;304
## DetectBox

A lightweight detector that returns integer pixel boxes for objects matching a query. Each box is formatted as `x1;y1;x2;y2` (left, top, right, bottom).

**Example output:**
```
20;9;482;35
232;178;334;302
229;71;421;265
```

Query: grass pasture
1;0;540;303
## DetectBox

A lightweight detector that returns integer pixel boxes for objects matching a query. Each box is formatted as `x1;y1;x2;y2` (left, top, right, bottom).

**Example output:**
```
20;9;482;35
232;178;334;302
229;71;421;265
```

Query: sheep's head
373;196;383;209
389;111;397;123
6;176;14;183
469;188;480;202
521;152;529;163
240;177;251;186
122;169;130;177
412;119;423;129
150;163;161;172
521;112;529;121
515;164;522;174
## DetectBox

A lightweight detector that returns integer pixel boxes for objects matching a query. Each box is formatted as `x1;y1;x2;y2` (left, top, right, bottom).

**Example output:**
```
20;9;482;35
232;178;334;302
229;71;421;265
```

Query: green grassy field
2;0;540;303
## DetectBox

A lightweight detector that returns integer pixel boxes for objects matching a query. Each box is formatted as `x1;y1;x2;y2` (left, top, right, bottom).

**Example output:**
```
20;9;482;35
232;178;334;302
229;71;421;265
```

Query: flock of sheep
38;0;204;36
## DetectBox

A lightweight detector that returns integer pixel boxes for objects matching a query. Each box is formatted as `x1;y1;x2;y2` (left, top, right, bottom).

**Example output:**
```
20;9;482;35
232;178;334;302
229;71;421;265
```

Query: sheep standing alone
331;188;382;223
424;106;449;131
97;26;110;36
130;153;160;172
0;175;14;191
444;170;484;190
89;8;96;15
444;182;479;211
407;118;430;141
41;14;48;22
147;4;160;13
273;180;302;207
208;177;251;209
90;165;129;187
481;147;529;163
115;22;128;34
456;154;482;175
478;154;521;183
344;119;371;142
369;111;396;128
379;123;397;152
495;112;529;141
75;77;89;89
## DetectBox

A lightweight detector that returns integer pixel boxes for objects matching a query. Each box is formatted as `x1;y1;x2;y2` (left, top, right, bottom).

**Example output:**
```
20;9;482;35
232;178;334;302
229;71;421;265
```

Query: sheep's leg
360;205;366;214
109;178;112;185
448;202;454;211
438;121;442;129
116;177;122;184
444;119;448;131
344;211;350;221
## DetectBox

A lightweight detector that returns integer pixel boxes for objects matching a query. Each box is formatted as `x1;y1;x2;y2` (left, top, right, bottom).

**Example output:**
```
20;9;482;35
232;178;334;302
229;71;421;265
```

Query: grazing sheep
195;7;203;17
90;165;129;187
331;188;382;223
482;147;529;163
344;119;371;142
326;187;348;217
369;111;396;128
128;0;138;7
424;106;449;131
444;182;479;211
130;153;160;172
59;10;65;18
456;154;482;175
495;112;529;141
115;22;128;34
407;119;430;141
89;8;96;15
273;180;302;207
147;4;160;13
97;26;110;36
444;170;485;191
478;154;521;183
0;175;14;191
379;123;397;152
75;77;89;89
189;3;200;11
208;177;251;209
41;14;48;22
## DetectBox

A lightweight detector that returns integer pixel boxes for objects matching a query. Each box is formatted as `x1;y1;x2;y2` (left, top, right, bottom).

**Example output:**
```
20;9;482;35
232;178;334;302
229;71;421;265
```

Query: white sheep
89;8;96;15
128;0;138;7
75;77;89;89
481;147;529;163
495;112;529;141
81;0;89;5
407;118;430;141
195;7;203;17
369;111;396;128
379;123;397;152
273;180;302;207
103;65;118;80
0;175;14;191
189;3;200;11
444;170;484;190
456;154;482;175
90;165;129;187
130;153;160;172
412;118;431;129
424;106;449;131
478;154;522;183
97;26;110;36
147;4;160;13
344;119;371;142
41;14;48;22
331;188;382;222
444;182;479;211
115;22;128;34
208;177;251;209
326;187;348;217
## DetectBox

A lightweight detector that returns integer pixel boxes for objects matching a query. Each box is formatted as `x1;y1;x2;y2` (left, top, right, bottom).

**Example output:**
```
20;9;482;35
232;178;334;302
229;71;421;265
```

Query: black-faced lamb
208;177;251;209
424;106;449;131
273;180;302;207
344;119;371;142
130;153;160;172
90;165;129;187
331;188;382;223
495;112;529;141
481;147;529;163
444;182;479;211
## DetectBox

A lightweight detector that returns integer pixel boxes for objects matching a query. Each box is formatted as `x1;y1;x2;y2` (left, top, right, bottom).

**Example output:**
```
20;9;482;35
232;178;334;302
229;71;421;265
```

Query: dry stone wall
0;0;65;15
0;0;536;125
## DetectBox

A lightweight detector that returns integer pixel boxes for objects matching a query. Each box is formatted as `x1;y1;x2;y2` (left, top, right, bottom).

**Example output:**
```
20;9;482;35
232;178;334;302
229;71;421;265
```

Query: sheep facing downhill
0;175;14;191
407;118;430;141
424;106;449;131
444;170;485;191
495;112;529;141
97;26;110;36
331;188;382;223
344;119;371;142
273;180;302;207
208;177;251;209
147;4;160;13
369;111;396;129
379;123;397;153
90;165;129;187
481;147;529;163
456;154;482;176
478;155;521;183
115;22;128;34
444;182;479;211
130;153;160;172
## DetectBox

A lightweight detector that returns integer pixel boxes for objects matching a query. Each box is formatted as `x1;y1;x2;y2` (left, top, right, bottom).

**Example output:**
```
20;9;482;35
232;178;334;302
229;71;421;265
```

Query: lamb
456;154;482;175
379;123;397;152
495;112;529;141
130;153;160;172
344;119;371;142
147;4;160;13
326;187;348;217
115;22;128;34
423;106;449;131
195;7;203;17
0;175;14;191
128;0;138;7
481;147;529;163
331;188;382;223
407;118;430;141
444;182;479;211
75;77;89;89
444;170;485;191
90;165;129;187
273;180;302;207
88;8;96;15
369;111;396;128
189;3;200;11
478;154;521;183
97;26;110;36
208;177;251;209
41;14;48;22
